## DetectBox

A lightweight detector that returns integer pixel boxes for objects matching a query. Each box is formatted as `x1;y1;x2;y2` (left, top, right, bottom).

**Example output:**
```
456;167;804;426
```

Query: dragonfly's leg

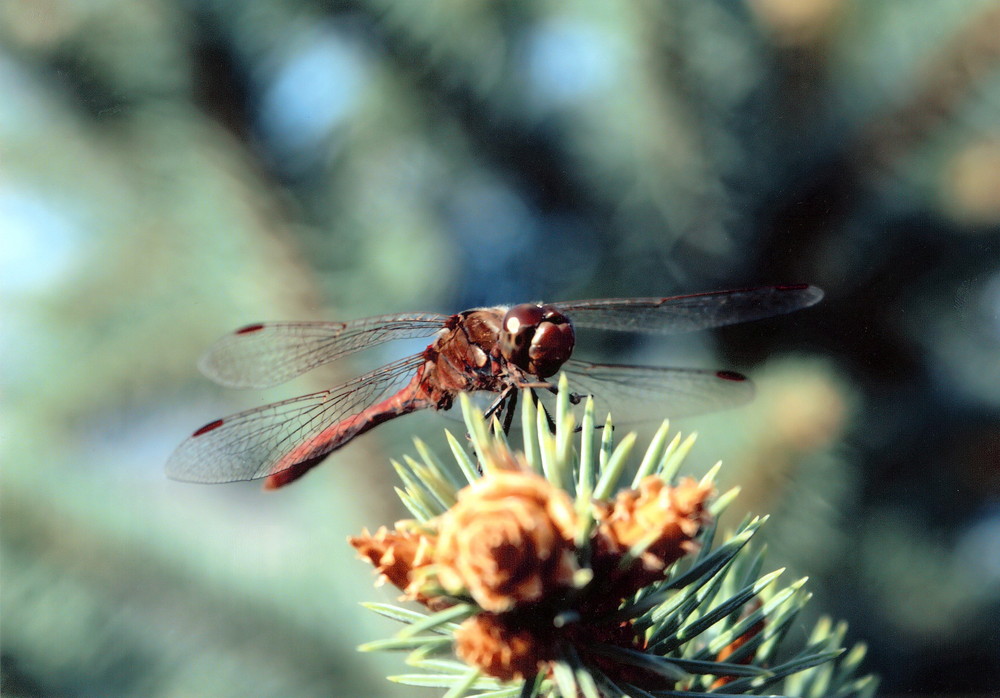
471;387;516;475
514;379;554;390
539;382;584;405
558;391;605;433
482;387;513;421
527;388;557;434
500;388;518;434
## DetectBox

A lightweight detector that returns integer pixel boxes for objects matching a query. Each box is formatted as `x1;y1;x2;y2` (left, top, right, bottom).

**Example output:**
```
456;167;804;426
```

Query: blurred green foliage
2;1;998;696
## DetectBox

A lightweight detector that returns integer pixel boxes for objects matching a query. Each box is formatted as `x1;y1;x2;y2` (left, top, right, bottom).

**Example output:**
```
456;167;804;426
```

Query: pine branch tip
700;461;723;486
350;393;875;694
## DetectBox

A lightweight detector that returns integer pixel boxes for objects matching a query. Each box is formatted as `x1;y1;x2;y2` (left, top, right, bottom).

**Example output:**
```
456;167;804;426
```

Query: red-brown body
264;309;517;488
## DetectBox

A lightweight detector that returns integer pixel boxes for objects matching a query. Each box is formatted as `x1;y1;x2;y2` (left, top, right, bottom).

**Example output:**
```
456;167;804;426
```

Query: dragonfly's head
499;303;575;378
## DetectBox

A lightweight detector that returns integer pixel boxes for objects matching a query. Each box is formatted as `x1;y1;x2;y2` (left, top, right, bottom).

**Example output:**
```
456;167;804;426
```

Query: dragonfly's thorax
424;309;509;394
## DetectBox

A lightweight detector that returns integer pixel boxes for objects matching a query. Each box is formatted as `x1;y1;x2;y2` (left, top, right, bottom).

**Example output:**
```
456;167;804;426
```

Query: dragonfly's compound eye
502;304;544;336
527;306;574;378
499;304;544;368
499;304;575;378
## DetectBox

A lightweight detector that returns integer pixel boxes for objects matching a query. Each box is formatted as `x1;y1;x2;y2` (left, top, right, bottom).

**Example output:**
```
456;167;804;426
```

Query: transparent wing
166;354;427;484
554;285;823;334
533;359;756;424
199;314;448;388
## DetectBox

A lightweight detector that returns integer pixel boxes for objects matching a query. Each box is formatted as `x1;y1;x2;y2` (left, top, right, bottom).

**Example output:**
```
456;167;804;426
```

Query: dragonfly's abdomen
262;367;440;489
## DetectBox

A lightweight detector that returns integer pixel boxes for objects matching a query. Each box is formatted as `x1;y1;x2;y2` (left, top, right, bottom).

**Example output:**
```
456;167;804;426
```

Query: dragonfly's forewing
198;314;448;388
166;354;426;484
534;359;755;425
556;284;823;334
170;286;824;486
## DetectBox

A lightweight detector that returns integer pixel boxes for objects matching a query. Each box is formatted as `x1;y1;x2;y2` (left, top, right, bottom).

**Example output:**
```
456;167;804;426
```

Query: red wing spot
192;419;225;437
716;370;747;382
235;323;265;335
774;283;809;291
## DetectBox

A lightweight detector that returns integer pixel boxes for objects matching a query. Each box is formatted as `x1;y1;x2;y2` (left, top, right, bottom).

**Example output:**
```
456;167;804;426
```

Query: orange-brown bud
348;521;436;603
434;468;578;612
594;476;713;593
454;614;551;682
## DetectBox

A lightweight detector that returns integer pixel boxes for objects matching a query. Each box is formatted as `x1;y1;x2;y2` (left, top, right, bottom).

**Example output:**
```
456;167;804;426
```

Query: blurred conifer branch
350;378;876;696
856;1;1000;173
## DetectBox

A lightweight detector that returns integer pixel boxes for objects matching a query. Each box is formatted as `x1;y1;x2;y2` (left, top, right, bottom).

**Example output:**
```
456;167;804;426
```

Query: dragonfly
166;284;823;489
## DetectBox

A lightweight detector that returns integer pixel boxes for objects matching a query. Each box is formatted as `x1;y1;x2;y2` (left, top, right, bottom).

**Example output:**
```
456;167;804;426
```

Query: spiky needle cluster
350;376;875;697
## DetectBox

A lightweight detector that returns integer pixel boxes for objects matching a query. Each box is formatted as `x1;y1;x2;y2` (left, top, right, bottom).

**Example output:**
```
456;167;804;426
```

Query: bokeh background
3;1;999;696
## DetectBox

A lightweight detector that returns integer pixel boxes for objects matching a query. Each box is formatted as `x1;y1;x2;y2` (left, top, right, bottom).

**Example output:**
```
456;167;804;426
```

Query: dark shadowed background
2;1;999;696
